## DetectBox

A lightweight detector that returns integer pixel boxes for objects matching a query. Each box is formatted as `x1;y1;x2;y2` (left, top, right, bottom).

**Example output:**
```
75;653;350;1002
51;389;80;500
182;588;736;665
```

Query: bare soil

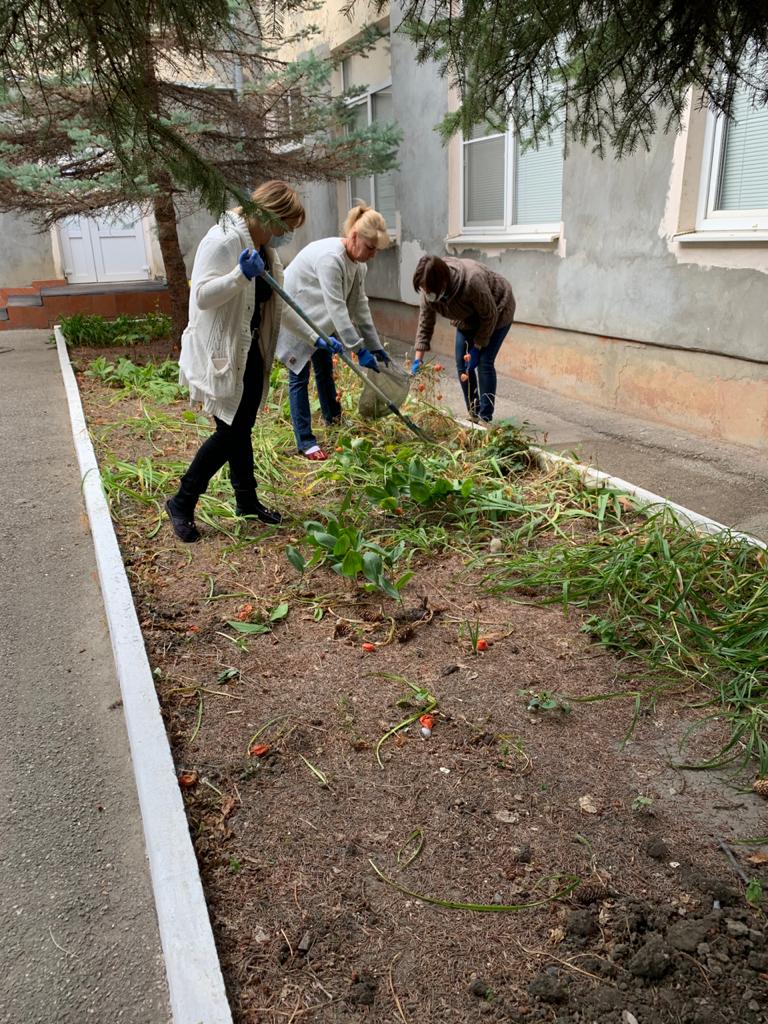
77;366;768;1024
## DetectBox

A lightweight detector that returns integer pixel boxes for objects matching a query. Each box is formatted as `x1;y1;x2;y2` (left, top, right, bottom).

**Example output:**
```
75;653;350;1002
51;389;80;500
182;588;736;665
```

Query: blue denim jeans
455;323;511;422
288;347;342;452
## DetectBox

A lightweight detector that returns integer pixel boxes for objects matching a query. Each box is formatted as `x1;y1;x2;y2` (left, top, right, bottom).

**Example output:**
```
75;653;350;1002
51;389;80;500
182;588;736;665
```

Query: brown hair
412;255;451;295
342;202;390;250
242;180;306;229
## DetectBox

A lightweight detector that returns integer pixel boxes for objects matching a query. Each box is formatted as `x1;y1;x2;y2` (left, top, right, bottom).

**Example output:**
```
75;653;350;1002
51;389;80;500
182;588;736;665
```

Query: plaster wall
0;213;58;286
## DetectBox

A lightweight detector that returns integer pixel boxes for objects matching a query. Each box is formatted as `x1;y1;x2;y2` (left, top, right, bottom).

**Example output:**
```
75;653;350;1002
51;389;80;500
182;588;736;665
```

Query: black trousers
179;340;264;504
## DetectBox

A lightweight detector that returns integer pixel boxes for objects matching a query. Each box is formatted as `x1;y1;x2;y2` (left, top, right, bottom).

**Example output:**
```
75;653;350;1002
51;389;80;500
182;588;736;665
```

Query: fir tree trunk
152;175;188;353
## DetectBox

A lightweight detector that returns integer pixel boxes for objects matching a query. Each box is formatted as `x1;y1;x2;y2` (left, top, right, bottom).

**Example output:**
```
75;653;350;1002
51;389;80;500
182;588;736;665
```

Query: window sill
446;232;560;247
675;230;768;244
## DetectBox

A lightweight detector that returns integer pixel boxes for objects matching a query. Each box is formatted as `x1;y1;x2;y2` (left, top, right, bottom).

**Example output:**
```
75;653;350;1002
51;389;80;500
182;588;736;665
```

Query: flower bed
74;351;768;1024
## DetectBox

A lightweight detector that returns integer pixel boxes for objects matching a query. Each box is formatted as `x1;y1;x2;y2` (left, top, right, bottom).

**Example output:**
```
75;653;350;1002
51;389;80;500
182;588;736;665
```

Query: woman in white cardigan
167;181;305;542
276;204;391;460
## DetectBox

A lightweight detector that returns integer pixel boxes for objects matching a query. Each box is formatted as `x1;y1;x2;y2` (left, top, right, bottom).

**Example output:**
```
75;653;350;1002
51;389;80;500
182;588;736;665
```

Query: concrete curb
456;418;766;550
55;327;233;1024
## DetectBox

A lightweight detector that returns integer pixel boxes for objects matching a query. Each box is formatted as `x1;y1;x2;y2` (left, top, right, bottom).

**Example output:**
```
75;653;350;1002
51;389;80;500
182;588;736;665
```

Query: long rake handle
262;270;431;443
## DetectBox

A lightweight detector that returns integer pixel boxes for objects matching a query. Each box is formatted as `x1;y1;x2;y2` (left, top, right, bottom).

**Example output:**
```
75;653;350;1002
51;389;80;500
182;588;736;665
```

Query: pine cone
571;882;613;905
360;608;383;623
753;778;768;798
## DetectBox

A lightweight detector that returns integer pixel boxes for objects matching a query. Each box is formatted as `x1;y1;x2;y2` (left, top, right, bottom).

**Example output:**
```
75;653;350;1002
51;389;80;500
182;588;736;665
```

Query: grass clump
86;356;186;403
60;311;172;347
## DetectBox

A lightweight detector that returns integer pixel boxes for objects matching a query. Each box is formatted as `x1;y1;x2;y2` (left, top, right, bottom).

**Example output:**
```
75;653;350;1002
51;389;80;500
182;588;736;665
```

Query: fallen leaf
249;743;270;758
746;852;768;865
221;795;237;819
579;795;599;814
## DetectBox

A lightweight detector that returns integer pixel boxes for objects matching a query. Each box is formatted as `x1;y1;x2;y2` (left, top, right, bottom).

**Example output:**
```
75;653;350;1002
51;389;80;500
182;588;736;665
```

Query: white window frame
696;105;768;234
266;87;304;156
458;122;563;243
344;73;398;236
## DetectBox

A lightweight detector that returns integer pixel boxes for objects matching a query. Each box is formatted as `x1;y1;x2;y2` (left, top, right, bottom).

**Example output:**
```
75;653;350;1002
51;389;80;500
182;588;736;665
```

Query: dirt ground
75;353;768;1024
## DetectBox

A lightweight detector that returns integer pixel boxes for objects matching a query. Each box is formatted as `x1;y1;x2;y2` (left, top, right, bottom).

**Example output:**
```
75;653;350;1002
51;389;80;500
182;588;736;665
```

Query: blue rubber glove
373;348;391;366
315;335;343;354
238;248;265;280
410;357;423;375
466;345;480;372
357;348;380;373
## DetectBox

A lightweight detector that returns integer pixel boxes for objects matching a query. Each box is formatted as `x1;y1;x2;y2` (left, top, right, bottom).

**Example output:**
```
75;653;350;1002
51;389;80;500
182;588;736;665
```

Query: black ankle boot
165;493;200;543
235;490;283;526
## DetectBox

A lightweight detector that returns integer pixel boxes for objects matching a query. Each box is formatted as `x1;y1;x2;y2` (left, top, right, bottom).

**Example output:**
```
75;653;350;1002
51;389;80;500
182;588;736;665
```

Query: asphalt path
0;330;169;1023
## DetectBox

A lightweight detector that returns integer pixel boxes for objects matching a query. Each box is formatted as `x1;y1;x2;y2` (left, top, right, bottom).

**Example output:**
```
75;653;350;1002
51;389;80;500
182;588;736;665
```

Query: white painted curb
55;327;233;1024
456;418;766;550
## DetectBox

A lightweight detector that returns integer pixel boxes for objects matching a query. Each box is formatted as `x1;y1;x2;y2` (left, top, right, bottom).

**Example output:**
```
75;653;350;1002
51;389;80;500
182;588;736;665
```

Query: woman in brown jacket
412;255;515;423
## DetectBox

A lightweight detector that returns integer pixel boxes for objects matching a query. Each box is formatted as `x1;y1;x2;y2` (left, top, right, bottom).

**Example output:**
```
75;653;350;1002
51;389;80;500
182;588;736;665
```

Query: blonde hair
243;180;306;229
342;202;390;250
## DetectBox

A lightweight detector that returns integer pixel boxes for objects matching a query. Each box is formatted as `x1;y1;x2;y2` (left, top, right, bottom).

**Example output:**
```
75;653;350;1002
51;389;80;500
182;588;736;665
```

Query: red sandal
301;448;328;461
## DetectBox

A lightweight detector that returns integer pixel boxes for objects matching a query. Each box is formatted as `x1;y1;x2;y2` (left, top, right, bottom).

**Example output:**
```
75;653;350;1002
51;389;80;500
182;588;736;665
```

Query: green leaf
379;576;401;601
746;878;763;908
269;602;289;621
286;546;306;574
333;533;352;557
341;548;364;576
409;482;432;504
311;531;338;550
226;620;271;634
363;551;383;583
394;571;414;591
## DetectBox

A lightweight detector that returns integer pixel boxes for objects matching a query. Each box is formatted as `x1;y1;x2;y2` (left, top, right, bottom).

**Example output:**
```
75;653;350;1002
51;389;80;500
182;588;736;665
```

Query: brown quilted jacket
415;257;516;352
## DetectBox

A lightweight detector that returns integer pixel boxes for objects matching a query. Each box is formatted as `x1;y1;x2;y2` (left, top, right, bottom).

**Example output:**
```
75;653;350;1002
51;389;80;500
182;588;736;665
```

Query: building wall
285;3;768;446
0;213;59;286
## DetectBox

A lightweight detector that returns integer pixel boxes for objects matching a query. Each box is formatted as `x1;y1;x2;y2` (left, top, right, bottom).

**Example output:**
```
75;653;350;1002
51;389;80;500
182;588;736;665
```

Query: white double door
58;207;151;284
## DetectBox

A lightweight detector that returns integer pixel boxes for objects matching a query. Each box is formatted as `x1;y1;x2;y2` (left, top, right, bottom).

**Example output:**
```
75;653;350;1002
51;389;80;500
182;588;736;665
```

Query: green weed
61;311;171;347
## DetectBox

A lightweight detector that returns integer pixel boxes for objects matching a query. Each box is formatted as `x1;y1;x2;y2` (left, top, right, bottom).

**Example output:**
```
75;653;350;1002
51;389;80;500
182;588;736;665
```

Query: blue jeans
455;324;510;422
288;347;342;452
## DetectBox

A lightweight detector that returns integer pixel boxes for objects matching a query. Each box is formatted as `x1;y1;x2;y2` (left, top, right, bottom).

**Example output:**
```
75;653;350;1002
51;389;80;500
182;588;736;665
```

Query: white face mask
271;231;293;249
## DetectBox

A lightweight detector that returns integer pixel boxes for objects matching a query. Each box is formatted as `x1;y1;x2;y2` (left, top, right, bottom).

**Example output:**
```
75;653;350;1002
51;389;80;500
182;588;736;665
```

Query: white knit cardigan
178;211;284;425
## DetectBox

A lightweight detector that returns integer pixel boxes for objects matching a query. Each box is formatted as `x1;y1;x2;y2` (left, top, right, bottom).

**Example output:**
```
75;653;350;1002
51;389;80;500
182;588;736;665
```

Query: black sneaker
235;496;283;526
165;498;201;542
